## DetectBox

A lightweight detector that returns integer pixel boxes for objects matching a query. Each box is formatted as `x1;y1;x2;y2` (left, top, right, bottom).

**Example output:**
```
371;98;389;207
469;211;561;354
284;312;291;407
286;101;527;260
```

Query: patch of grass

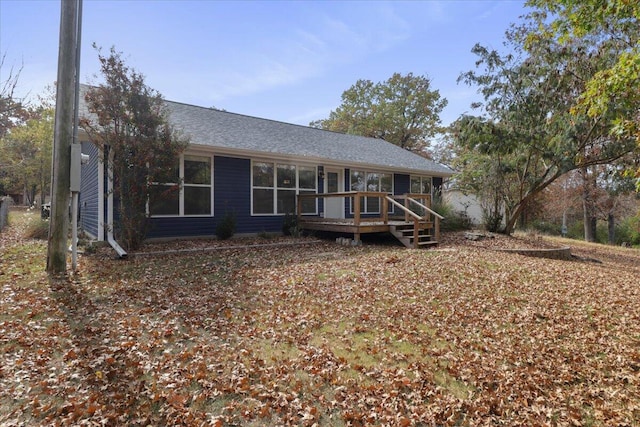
434;369;474;400
7;211;50;241
254;339;302;362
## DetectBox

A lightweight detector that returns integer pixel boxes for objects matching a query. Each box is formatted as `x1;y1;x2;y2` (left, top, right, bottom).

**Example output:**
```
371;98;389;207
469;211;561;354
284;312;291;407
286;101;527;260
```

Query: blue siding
216;155;283;234
394;174;410;195
141;157;445;240
79;142;100;238
147;155;286;238
147;217;215;238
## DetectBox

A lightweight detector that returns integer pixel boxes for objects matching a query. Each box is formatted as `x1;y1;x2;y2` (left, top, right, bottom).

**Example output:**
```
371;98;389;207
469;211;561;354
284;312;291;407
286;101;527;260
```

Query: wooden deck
297;192;444;248
298;218;412;234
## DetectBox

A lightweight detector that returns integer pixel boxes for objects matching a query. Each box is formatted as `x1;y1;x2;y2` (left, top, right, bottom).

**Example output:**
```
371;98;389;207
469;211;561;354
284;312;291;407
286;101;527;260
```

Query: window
252;162;274;214
149;154;212;216
149;162;179;216
350;170;393;213
298;166;317;214
410;175;432;195
184;155;212;215
252;161;317;215
277;164;296;214
409;175;432;216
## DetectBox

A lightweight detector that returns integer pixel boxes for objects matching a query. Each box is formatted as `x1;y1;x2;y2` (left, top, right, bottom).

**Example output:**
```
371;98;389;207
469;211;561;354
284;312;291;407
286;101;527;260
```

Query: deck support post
382;196;388;225
353;194;361;244
404;195;410;222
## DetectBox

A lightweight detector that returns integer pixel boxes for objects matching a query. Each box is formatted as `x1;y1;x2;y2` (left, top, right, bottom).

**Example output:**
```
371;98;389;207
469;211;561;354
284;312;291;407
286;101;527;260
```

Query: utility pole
47;0;80;274
70;0;83;271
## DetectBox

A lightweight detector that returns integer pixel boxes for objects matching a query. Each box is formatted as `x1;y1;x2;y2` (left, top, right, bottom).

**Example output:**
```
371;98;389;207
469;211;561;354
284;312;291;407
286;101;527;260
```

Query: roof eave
188;143;456;177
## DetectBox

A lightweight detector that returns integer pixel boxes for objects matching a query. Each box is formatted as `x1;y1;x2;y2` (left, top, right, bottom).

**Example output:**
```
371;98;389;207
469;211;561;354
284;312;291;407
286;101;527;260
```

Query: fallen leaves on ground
1;211;639;426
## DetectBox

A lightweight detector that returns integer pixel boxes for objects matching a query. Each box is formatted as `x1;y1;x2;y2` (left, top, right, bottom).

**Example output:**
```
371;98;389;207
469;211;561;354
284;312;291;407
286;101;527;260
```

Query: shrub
565;217;640;246
528;220;561;236
282;213;302;237
215;212;236;240
482;210;503;233
567;220;607;243
567;220;585;240
432;201;472;232
612;215;640;246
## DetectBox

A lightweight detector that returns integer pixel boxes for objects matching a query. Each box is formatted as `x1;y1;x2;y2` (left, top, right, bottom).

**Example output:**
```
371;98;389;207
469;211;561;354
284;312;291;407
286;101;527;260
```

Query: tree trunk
23;180;30;206
504;201;525;235
582;166;596;242
39;157;46;206
608;213;615;245
29;184;37;207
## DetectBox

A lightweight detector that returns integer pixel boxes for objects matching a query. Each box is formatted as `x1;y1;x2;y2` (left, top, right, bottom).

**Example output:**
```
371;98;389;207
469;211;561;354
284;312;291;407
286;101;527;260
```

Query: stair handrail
406;196;445;220
385;196;422;220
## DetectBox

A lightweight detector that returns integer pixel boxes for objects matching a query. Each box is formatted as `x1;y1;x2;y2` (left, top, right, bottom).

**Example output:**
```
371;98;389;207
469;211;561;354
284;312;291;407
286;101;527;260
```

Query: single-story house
78;88;454;250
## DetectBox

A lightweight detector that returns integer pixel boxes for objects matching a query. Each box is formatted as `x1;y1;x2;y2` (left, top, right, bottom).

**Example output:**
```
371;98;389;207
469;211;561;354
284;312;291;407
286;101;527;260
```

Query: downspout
106;149;127;258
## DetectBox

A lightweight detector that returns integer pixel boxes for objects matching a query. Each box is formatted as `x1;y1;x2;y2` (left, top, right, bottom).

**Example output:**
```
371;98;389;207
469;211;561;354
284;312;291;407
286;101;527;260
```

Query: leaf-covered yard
1;211;639;426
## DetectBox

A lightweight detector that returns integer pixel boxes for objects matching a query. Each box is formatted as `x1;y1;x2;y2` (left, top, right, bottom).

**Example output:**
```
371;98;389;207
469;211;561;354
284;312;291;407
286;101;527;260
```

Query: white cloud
195;4;413;103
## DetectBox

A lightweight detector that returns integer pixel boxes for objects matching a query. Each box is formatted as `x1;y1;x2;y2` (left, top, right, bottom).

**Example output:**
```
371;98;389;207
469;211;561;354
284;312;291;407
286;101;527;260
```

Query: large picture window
410;175;432;195
350;170;393;214
252;162;317;215
149;154;213;216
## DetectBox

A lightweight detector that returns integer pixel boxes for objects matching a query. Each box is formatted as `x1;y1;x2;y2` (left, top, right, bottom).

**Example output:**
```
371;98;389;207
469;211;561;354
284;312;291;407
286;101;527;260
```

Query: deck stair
296;192;444;249
389;221;438;248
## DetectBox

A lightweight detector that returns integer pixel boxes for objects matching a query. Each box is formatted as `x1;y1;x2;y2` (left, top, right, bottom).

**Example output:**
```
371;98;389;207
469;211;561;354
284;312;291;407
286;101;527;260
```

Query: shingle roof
79;85;453;176
166;100;453;176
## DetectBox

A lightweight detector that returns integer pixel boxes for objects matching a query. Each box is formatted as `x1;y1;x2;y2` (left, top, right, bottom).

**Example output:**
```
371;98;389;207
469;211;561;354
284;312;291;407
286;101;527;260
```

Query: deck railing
395;194;444;242
297;191;442;242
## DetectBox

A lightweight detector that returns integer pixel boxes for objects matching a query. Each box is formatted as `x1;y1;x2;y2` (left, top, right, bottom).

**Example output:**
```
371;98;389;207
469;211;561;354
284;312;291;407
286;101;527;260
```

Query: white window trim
349;170;394;215
148;153;214;218
410;175;433;196
251;160;318;216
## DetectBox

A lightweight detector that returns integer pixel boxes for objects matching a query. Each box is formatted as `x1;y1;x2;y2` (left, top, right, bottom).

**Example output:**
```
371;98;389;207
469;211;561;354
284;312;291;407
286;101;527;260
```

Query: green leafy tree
310;72;447;153
448;117;512;232
1;53;32;198
0;107;53;205
590;161;639;244
81;46;189;250
526;0;640;185
453;17;636;235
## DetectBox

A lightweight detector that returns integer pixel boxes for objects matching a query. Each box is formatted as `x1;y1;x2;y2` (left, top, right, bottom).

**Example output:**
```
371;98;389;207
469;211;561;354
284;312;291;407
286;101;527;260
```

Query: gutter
107;226;128;259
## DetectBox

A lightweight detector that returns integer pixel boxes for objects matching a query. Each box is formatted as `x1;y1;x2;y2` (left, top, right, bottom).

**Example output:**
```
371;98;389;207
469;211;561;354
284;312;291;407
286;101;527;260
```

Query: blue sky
1;0;528;127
